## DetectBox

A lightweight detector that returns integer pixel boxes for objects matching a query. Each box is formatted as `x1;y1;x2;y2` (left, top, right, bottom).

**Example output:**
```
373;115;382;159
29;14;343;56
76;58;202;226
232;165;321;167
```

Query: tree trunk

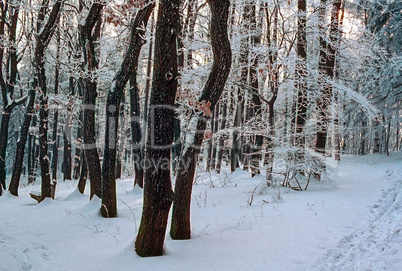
77;156;88;194
130;73;143;187
9;0;61;197
262;3;279;184
63;111;72;181
359;118;366;155
102;3;155;218
135;0;179;256
73;104;83;180
9;89;36;196
80;4;104;199
265;102;275;182
115;95;125;180
0;2;21;194
293;0;307;158
315;0;342;155
36;0;63;201
0;112;10;191
396;114;400;151
186;0;197;66
51;28;60;182
51;108;59;181
249;2;262;177
215;93;228;174
170;0;231;240
172;114;182;174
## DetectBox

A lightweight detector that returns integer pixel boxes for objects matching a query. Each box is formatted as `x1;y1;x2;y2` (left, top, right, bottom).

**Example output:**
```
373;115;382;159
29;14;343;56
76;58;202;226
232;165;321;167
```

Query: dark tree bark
293;0;307;153
77;156;88;194
51;28;61;181
249;2;262;177
8;0;62;197
0;1;25;194
205;105;219;172
36;0;63;201
315;0;342;155
63;107;72;181
132;13;154;188
373;119;381;153
170;0;232;240
215;93;228;174
27;116;37;184
135;0;179;256
73;81;83;180
172;113;182;174
186;0;197;66
333;1;345;161
217;1;234;174
130;73;143;187
101;3;155;218
80;3;104;199
115;95;125;180
231;1;252;173
262;3;279;183
62;74;74;182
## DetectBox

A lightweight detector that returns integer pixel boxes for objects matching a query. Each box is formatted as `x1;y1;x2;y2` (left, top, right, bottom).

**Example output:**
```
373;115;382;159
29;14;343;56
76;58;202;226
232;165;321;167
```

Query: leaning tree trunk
8;91;36;196
135;0;179;257
101;3;154;218
170;0;232;240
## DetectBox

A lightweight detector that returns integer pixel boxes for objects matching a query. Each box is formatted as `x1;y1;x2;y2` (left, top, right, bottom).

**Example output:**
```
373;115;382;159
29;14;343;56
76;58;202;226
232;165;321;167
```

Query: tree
315;0;342;156
170;0;232;240
0;0;26;195
135;0;179;256
8;0;63;197
101;2;155;218
293;0;307;155
80;2;104;199
36;0;64;201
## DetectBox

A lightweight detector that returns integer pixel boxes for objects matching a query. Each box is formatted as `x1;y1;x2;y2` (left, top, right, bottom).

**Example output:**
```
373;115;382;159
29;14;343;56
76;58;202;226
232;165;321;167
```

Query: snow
0;153;401;271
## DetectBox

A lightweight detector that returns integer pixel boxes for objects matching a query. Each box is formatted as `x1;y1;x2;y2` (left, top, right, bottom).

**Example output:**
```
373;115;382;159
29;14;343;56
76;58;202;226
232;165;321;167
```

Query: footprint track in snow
309;166;402;271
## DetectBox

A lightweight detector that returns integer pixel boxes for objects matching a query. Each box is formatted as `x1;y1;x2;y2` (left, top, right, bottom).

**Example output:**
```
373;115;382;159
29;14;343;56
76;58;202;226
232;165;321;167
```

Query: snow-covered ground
1;153;401;271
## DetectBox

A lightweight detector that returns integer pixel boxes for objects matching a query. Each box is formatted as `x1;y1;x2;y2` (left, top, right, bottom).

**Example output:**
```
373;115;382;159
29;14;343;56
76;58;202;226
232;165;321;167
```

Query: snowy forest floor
1;153;401;271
